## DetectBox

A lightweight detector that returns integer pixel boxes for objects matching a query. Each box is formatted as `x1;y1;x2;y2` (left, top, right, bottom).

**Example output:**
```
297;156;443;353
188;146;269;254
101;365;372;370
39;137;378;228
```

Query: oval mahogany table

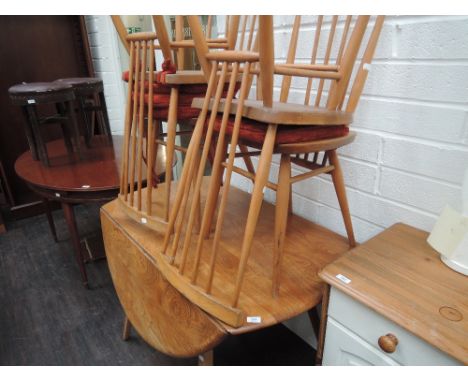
15;135;168;287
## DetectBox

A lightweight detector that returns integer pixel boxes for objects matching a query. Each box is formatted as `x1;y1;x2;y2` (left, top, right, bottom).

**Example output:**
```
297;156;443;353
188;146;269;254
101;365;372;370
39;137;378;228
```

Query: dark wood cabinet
0;16;93;219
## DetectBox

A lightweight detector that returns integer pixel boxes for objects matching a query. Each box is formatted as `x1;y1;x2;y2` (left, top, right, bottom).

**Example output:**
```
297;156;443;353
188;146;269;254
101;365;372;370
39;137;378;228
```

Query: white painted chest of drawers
323;287;461;365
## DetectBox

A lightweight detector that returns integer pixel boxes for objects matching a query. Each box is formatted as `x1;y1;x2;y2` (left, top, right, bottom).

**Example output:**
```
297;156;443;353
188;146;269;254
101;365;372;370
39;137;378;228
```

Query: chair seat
193;98;354;126
122;71;208;95
212;116;349;146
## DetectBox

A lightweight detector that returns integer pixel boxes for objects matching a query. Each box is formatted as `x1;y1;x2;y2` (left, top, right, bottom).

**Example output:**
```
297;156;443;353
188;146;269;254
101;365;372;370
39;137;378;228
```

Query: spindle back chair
159;15;384;328
113;16;254;228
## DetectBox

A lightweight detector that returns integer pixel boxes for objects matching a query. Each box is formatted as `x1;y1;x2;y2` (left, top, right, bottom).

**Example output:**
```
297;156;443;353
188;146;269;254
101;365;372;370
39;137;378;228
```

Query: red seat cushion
122;58;239;122
212;116;349;146
129;92;205;120
149;104;201;120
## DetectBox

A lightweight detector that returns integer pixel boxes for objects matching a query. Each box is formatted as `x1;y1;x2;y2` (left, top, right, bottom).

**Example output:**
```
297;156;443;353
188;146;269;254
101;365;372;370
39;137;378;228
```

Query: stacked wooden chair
112;16;254;228
101;15;384;364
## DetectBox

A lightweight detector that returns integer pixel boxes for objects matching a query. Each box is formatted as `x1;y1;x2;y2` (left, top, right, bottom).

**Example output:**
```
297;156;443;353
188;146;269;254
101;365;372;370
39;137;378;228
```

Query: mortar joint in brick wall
463;113;468;145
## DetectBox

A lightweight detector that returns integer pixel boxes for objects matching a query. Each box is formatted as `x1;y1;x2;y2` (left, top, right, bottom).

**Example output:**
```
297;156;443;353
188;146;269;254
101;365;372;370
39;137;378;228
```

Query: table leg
0;210;6;234
65;100;82;159
43;198;58;242
198;350;214;366
122;316;131;341
61;202;88;288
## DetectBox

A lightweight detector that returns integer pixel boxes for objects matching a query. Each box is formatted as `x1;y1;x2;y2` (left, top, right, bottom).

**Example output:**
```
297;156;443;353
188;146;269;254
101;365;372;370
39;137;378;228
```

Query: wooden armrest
170;40;229;49
274;65;341;80
126;32;158;42
277;63;339;72
205;51;260;63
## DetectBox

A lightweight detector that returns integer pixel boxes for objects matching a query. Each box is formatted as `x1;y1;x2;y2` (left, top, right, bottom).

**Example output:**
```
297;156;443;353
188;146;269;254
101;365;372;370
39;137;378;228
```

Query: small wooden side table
14;135;168;288
318;223;467;365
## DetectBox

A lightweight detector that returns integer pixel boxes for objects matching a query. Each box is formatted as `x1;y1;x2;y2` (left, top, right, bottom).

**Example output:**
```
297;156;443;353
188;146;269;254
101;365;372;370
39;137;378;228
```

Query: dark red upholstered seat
212;116;349;146
122;58;239;122
122;58;211;121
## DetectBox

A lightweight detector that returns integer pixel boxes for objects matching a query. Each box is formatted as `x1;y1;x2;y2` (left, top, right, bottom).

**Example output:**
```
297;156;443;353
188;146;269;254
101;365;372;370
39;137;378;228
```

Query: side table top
14;135;168;193
15;135;121;192
319;223;468;364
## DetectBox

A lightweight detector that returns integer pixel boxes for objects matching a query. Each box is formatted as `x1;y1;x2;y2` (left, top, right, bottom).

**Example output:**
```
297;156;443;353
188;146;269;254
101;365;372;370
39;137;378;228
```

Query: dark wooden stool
8;82;82;166
55;77;112;146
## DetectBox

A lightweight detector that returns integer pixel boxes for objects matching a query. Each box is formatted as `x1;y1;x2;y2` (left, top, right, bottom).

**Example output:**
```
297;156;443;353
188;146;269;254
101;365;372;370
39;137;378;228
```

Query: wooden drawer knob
378;333;399;353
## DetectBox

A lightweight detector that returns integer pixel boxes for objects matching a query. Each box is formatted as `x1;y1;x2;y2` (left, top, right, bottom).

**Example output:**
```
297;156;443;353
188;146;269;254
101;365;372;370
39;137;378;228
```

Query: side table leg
61;202;88;288
43;198;58;242
198;350;214;366
0;210;6;234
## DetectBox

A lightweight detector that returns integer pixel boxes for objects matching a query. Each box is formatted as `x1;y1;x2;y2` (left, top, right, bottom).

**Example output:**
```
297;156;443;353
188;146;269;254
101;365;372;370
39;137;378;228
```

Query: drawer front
323;318;400;366
328;287;461;366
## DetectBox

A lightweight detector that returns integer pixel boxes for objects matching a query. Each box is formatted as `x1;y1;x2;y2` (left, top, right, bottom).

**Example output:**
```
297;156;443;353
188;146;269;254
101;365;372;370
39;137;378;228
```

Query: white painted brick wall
84;16;125;134
218;15;468;244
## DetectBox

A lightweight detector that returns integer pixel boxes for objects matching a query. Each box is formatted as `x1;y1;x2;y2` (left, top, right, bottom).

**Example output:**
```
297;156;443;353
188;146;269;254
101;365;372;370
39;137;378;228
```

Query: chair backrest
115;16;243;228
118;32;161;222
275;15;385;111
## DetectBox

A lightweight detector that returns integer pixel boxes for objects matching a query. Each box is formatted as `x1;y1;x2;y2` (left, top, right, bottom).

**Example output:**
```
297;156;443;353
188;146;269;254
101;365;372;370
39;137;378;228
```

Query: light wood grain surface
319;223;468;364
102;180;349;335
101;203;227;357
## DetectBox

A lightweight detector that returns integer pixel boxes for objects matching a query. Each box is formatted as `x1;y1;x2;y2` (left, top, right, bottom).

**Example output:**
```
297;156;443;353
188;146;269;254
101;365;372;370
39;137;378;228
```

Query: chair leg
201;139;228;239
164;87;178;222
272;154;290;297
288;183;293;215
238;144;256;180
122;316;131;341
20;106;39;161
43;197;58;242
328;149;356;247
232;124;278;307
198;349;213;366
26;105;49;166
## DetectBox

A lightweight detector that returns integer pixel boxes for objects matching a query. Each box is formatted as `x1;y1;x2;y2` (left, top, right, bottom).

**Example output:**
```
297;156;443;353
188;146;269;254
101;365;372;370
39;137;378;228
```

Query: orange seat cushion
212;116;349;146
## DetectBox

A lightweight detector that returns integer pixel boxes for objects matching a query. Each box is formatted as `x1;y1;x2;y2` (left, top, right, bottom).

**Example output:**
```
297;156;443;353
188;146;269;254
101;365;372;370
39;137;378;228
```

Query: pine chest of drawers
319;223;467;366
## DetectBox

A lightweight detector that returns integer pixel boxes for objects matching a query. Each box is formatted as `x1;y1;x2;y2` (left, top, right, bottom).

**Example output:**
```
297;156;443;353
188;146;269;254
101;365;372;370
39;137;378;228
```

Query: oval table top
15;135;168;193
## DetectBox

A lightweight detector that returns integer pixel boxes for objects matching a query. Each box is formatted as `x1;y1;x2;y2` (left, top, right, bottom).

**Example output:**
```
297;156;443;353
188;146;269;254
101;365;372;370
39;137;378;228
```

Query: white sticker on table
247;316;262;324
335;273;351;284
